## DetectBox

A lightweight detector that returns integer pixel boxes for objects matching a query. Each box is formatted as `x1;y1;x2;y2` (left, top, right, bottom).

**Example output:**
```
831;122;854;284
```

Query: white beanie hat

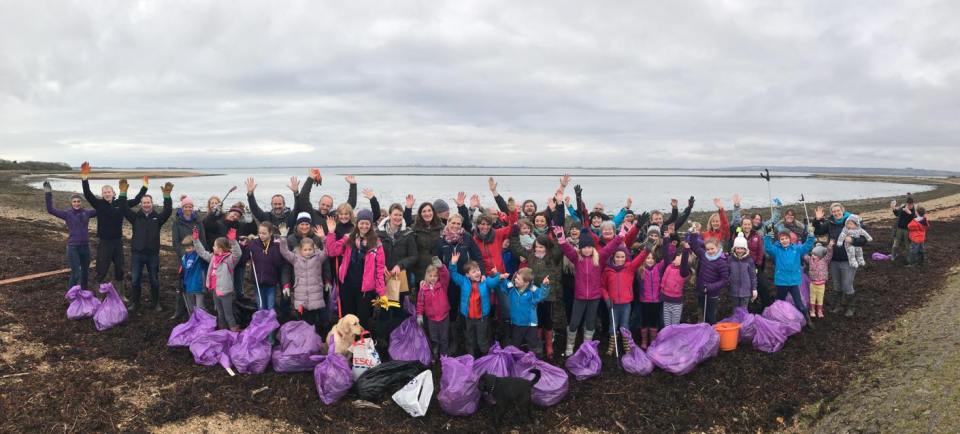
733;229;749;253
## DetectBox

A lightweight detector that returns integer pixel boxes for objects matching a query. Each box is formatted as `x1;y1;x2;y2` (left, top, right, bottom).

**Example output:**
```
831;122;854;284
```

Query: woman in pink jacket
325;209;386;331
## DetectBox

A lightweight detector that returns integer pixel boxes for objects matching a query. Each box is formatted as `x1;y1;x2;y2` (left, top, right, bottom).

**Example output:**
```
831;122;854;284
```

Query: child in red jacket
601;247;649;355
907;207;929;266
416;258;451;358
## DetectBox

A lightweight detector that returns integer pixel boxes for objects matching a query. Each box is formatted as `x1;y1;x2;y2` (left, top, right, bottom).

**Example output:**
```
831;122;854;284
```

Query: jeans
908;242;925;265
776;285;808;314
131;252;160;306
256;285;276;310
611;303;631;333
67;244;91;291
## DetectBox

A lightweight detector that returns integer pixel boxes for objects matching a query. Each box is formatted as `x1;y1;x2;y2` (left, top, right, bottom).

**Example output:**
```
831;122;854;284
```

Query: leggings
214;292;237;329
640;302;662;328
183;293;206;315
568;299;600;333
810;282;825;305
662;302;682;327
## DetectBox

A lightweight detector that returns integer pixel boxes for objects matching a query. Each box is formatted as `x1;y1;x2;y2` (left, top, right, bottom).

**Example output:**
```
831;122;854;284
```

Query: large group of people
44;162;931;362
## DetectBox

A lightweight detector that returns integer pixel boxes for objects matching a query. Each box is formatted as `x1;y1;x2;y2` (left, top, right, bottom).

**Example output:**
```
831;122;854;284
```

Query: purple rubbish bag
720;307;757;342
564;340;601;381
872;252;892;261
512;352;569;407
92;282;128;331
168;308;217;347
619;328;654;376
388;299;432;366
786;274;811;306
271;320;323;373
752;316;790;353
473;342;517;378
762;300;805;336
66;285;100;320
311;353;354;405
189;329;239;366
647;323;719;375
228;309;280;374
438;355;482;416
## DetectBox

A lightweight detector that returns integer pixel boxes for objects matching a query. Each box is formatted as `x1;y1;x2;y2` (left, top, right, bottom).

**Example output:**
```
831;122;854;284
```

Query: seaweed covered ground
2;173;959;433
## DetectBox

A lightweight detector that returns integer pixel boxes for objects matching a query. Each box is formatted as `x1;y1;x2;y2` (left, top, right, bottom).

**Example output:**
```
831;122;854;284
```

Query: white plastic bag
351;332;381;380
392;370;434;417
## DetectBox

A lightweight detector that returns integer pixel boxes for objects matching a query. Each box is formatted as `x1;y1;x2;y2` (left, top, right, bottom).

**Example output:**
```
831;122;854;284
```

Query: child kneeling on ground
192;228;242;331
498;268;551;357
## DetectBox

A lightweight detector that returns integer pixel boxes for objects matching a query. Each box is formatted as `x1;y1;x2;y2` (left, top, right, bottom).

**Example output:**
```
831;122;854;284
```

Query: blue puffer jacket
449;264;502;318
763;234;815;286
498;281;550;327
180;251;206;294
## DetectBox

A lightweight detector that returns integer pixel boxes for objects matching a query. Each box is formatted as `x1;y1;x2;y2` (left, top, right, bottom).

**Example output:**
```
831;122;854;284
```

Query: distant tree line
0;159;72;171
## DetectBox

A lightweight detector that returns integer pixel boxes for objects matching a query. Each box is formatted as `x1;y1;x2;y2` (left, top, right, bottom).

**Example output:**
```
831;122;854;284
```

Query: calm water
38;167;930;216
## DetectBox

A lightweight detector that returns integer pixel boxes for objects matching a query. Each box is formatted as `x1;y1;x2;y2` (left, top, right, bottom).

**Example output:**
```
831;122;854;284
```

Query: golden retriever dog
327;314;363;356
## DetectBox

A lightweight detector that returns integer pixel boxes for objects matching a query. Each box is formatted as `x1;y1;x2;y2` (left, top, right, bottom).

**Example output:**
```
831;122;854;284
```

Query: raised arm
345;176;357;208
277;237;297;263
81;179;106;209
245;178;270;223
674;196;695;230
158;183;174;226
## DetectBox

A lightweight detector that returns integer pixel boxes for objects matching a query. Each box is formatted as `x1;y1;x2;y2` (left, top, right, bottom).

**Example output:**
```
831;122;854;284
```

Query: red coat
326;235;386;296
473;225;513;275
703;208;730;243
908;218;928;244
601;250;649;304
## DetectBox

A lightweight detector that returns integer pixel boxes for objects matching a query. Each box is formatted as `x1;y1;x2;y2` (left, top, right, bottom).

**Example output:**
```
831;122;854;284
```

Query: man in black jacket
245;176;297;235
119;181;174;313
890;195;915;262
80;162;147;301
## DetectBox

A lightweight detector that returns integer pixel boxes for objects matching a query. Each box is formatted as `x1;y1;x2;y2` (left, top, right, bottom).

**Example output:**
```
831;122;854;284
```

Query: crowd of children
49;162;930;365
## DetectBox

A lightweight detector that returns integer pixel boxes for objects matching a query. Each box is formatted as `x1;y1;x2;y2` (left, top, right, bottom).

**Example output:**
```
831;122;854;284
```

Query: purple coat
244;237;288;287
727;254;757;298
690;233;729;298
46;193;96;246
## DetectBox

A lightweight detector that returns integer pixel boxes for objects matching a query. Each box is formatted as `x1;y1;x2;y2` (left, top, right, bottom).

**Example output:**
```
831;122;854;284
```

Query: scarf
519;234;535;249
442;226;464;244
475;227;495;244
705;250;723;262
207;252;233;296
532;226;548;238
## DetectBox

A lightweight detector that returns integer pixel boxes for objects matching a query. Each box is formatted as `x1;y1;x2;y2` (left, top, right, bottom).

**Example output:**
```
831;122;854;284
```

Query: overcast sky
1;1;958;169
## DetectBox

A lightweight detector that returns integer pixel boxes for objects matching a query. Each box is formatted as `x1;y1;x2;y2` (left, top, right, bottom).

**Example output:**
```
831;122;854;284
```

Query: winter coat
278;238;329;310
81;179;146;241
908;217;929;244
473;225;513;275
804;248;833;284
172;209;206;259
326;235;386;296
814;212;868;264
194;237;242;296
522;243;565;302
702;208;730;243
601;250;649;305
449;264;502;318
120;193;172;254
247;191;297;235
435;233;485;276
294;180;357;231
689;233;730;298
244;237;287;287
45;192;96;246
416;265;450;321
180;251;205;294
498;281;549;327
893;205;915;229
740;230;765;267
410;222;444;280
764;234;816;286
727;253;757;298
376;218;418;271
660;248;692;304
560;234;623;300
636;261;666;303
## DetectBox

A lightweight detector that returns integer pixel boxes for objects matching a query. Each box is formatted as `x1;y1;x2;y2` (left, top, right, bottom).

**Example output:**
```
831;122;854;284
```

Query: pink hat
179;195;194;207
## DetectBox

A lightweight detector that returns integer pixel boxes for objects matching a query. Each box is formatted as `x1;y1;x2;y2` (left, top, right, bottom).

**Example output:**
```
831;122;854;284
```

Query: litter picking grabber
799;194;811;224
760;169;774;222
609;306;620;367
249;248;264;311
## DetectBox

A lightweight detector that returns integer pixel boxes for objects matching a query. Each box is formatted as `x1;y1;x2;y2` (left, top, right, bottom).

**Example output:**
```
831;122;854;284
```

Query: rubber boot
831;294;846;314
817;304;825;318
808;303;815;320
120;281;130;304
583;329;595;344
845;294;856;318
564;331;577;357
804;309;815;330
544;330;554;359
621;335;632;353
169;292;186;320
640;328;649;351
606;334;616;356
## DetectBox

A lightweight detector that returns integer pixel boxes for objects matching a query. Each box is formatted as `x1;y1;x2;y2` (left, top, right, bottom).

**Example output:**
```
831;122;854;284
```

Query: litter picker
760;169;774;221
609;306;621;367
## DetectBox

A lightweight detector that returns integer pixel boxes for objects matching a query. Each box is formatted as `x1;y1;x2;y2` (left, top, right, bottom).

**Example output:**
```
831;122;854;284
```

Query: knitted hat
733;231;749;252
432;199;450;215
647;225;661;236
356;209;374;223
179;195;194;207
812;243;827;258
588;211;607;222
296;212;312;224
70;193;83;201
228;204;245;216
578;235;596;249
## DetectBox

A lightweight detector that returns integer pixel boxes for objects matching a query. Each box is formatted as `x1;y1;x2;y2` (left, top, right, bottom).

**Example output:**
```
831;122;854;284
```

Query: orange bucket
714;322;741;351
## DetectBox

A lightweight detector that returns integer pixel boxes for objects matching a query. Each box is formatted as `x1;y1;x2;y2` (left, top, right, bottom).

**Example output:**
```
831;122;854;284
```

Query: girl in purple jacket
689;230;730;325
44;181;97;291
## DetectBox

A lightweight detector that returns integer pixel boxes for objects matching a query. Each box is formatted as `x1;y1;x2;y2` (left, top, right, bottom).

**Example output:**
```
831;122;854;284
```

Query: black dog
479;369;541;429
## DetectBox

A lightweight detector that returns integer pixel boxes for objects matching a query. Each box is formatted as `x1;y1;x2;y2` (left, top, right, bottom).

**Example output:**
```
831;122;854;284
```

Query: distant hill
723;166;960;177
0;159;72;171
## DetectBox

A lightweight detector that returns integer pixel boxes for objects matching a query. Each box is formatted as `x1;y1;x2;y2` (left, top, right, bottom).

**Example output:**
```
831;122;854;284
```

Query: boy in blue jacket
179;236;206;315
498;268;551;357
764;227;816;328
449;251;504;357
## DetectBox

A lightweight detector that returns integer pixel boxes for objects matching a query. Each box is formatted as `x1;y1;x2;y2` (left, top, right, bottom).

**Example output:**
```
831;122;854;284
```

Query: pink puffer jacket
326;235;386;296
